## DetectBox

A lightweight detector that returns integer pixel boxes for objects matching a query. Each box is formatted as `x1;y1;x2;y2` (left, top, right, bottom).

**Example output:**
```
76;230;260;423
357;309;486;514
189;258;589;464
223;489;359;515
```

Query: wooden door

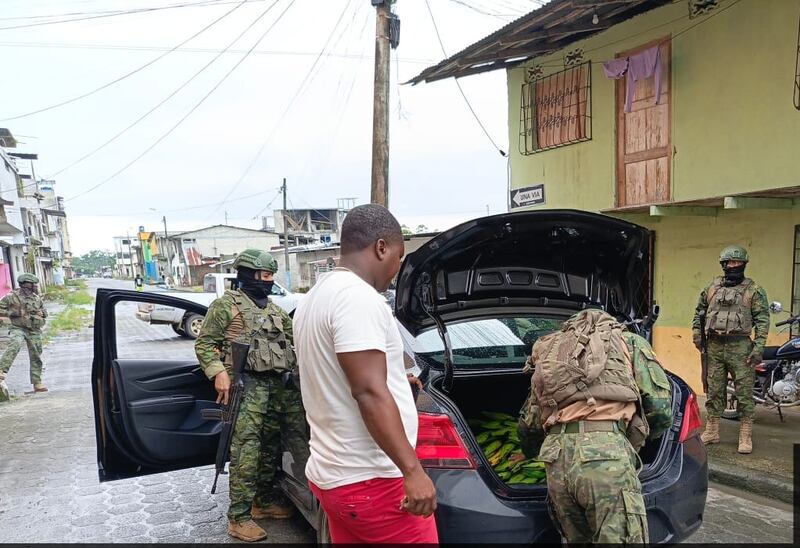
616;39;671;207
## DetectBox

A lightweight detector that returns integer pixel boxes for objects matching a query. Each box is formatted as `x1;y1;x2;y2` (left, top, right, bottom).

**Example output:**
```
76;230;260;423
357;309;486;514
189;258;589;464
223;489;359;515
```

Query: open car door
91;288;220;482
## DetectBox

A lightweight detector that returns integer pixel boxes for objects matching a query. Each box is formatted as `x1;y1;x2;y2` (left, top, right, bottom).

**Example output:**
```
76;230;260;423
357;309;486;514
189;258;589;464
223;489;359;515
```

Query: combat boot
33;383;48;392
700;417;720;445
252;502;294;519
737;418;753;454
227;519;267;542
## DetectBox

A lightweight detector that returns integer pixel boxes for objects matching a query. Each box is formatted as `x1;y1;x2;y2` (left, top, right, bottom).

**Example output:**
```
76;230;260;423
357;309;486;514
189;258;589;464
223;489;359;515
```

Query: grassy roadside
42;281;95;345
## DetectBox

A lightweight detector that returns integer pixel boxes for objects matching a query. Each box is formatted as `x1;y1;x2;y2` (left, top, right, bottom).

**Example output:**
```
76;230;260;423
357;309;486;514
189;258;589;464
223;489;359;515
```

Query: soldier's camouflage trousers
0;327;43;385
705;336;755;420
538;429;648;544
228;372;310;523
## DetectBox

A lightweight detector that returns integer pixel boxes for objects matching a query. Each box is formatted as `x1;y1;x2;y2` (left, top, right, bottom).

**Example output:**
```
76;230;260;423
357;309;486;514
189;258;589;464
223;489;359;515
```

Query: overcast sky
1;0;548;255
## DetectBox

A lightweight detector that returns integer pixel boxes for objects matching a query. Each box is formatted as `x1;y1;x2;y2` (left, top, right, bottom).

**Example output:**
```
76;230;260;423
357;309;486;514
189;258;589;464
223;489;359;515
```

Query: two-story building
412;0;800;392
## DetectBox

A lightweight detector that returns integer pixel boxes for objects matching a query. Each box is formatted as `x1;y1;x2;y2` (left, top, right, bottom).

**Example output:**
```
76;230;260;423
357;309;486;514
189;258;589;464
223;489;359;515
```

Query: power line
0;0;244;31
425;0;507;157
0;0;235;21
0;41;438;65
250;188;284;220
47;0;282;178
65;0;295;203
88;187;280;216
0;0;250;121
206;0;355;220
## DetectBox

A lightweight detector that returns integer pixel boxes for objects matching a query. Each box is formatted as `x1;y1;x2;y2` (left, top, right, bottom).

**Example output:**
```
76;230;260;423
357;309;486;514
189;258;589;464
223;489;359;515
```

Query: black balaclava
237;266;274;308
20;282;36;295
721;261;746;286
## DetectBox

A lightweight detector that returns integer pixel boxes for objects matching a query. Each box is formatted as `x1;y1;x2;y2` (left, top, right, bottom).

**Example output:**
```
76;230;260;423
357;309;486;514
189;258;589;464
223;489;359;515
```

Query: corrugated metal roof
409;0;670;84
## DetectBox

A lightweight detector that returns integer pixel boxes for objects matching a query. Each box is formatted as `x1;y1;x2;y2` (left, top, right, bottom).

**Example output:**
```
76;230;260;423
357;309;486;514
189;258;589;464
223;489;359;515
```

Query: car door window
118;299;201;360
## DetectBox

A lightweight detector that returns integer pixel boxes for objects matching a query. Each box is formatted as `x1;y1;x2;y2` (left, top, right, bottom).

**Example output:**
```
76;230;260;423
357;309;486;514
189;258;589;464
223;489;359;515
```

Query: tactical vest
8;291;46;330
531;311;640;429
222;290;295;374
705;277;755;336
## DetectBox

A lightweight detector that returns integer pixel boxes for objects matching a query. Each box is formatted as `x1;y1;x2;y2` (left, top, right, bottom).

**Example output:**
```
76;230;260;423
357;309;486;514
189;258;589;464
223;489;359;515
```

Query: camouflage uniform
0;288;47;386
195;288;309;523
518;318;673;544
692;278;769;420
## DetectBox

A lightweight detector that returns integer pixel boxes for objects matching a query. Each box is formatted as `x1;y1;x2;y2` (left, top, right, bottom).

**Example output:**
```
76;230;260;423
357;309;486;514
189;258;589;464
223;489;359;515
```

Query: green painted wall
507;0;800;208
503;0;800;390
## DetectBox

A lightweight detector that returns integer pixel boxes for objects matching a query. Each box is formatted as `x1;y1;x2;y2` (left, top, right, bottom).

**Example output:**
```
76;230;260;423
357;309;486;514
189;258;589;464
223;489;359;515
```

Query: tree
415;224;429;234
73;250;116;276
400;224;413;236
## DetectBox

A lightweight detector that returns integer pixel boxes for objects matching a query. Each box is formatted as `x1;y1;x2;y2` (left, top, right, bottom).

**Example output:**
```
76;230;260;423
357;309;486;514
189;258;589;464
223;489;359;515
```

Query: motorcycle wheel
721;380;740;421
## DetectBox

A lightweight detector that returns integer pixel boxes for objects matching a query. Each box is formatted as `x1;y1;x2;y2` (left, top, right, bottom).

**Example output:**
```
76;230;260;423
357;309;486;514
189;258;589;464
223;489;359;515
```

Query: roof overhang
409;0;670;85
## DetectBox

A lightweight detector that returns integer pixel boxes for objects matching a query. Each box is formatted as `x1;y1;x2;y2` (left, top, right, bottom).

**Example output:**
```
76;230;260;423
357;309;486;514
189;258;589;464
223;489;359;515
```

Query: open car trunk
428;370;672;490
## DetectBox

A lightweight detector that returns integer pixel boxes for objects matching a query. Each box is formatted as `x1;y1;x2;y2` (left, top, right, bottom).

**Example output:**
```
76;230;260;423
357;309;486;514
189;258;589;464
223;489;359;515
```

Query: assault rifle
697;309;709;394
201;340;249;494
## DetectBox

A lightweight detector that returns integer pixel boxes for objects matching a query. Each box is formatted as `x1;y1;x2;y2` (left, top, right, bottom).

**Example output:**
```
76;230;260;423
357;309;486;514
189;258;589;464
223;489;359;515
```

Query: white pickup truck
135;273;304;339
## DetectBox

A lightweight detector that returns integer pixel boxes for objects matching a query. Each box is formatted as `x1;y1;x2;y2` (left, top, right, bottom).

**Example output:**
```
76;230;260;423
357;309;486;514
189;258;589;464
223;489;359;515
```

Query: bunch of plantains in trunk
469;411;546;485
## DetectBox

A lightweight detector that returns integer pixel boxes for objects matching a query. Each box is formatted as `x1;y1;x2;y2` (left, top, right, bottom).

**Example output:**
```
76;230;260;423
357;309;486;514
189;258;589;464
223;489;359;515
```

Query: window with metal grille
519;62;592;154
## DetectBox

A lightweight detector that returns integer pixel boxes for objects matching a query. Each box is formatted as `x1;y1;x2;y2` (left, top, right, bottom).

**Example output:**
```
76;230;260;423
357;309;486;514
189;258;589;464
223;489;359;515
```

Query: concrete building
0;137;26;297
412;0;800;393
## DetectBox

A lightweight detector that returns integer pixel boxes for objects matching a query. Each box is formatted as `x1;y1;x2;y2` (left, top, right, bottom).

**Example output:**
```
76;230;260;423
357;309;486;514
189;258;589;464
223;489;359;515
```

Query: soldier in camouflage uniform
195;249;309;543
692;245;769;454
518;309;673;544
0;274;48;394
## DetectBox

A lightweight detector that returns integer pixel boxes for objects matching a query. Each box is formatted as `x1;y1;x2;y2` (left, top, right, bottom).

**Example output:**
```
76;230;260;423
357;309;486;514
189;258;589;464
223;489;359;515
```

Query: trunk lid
395;209;653;336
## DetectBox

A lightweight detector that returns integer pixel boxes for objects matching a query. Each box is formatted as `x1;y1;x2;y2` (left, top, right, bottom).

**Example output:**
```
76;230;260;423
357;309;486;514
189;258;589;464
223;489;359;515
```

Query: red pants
310;477;439;544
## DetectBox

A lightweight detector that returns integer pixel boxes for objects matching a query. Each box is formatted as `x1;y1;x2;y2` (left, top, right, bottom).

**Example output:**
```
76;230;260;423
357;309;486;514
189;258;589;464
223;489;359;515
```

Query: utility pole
370;0;392;207
281;178;291;290
125;231;135;278
162;216;172;282
224;211;228;225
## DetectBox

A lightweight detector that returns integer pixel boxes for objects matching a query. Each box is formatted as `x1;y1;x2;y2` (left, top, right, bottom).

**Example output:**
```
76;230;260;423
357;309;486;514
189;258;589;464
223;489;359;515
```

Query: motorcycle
723;301;800;422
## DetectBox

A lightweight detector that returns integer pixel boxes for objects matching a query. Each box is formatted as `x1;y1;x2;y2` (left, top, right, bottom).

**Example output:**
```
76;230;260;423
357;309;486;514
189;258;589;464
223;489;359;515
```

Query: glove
692;330;702;350
747;350;763;367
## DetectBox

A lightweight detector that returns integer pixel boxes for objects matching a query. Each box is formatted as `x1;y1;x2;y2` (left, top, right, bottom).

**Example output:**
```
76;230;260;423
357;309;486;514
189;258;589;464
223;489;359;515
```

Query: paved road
0;278;793;543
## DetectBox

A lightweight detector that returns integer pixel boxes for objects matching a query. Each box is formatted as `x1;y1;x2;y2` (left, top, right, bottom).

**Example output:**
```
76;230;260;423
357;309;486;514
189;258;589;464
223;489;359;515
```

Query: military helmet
17;273;39;285
233;249;278;273
719;245;749;264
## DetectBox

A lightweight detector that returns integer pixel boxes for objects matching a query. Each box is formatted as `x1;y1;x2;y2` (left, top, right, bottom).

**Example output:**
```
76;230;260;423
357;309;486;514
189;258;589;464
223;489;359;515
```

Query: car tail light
415;413;476;469
755;363;766;372
678;392;703;442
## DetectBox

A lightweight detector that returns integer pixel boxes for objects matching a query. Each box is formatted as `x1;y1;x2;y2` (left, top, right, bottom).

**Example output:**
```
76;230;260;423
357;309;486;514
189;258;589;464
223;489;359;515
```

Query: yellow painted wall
504;0;800;392
507;0;800;207
617;209;797;391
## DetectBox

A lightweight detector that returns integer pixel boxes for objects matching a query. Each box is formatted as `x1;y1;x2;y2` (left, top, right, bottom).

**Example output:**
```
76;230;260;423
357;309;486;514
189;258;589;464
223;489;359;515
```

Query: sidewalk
698;395;797;504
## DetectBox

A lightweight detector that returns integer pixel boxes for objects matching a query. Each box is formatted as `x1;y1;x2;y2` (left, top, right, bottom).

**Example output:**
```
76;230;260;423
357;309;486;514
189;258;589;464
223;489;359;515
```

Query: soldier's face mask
721;261;746;286
237;268;275;304
20;282;36;294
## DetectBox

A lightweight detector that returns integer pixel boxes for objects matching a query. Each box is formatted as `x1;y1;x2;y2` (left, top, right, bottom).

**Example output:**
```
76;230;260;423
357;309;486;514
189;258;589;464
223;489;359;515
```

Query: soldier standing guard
0;274;48;393
517;309;673;544
692;245;769;454
194;249;309;542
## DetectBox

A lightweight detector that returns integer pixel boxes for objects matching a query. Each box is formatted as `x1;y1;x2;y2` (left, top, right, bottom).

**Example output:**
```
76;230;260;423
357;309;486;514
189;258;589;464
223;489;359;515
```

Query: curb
708;459;793;504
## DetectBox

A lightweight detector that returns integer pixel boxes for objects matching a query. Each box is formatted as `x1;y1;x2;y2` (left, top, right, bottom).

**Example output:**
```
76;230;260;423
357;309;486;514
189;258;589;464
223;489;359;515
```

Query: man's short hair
340;204;403;254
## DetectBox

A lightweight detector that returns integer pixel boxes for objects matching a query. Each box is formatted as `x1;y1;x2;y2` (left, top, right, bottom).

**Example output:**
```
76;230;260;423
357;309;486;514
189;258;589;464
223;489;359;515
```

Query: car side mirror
769;301;783;313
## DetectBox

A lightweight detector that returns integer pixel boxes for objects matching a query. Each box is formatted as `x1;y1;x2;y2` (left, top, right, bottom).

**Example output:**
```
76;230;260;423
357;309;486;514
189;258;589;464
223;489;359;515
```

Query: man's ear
374;238;388;260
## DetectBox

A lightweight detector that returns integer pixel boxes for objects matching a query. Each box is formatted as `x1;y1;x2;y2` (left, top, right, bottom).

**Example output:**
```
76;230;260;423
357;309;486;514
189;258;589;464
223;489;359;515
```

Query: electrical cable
425;0;507;156
47;0;283;178
88;187;280;216
65;0;295;203
0;0;242;31
206;0;355;220
250;188;284;220
0;41;438;65
0;0;250;121
0;0;238;21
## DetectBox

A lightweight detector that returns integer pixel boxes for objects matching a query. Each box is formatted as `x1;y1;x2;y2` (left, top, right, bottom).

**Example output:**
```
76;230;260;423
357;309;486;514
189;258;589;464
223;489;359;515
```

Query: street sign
510;184;545;208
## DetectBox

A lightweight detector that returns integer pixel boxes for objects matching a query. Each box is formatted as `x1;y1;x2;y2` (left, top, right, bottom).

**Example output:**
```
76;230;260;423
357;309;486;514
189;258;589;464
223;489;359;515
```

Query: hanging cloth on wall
602;45;663;113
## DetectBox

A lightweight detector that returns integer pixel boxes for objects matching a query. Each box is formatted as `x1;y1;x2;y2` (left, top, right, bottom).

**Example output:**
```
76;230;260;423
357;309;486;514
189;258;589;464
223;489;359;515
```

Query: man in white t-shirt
293;204;438;544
